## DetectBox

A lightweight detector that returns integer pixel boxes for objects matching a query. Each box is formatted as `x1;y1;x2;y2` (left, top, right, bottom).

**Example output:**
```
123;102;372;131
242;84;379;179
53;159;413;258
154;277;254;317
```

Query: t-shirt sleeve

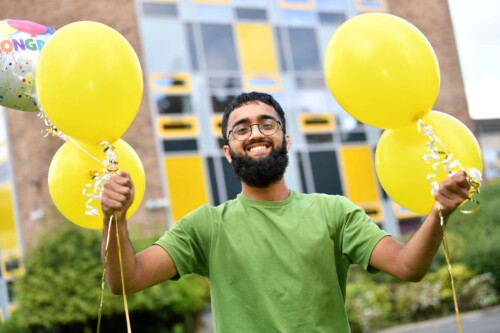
154;205;211;278
336;196;389;273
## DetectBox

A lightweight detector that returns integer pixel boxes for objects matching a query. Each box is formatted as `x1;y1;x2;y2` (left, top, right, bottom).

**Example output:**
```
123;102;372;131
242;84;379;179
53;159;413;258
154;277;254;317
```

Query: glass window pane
156;95;192;115
306;133;334;144
211;93;237;113
142;2;178;17
295;76;324;89
235;8;267;21
208;76;242;90
141;19;189;72
193;4;233;23
309;151;343;195
282;10;316;25
200;24;239;70
288;27;321;71
318;12;346;24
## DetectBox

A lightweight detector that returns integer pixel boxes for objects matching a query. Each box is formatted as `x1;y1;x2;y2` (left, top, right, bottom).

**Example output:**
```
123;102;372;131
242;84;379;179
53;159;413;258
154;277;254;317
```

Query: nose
248;123;265;140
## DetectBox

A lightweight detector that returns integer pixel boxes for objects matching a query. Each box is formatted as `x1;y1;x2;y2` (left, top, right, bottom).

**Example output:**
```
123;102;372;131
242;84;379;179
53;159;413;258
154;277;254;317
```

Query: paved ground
377;305;500;333
196;305;500;333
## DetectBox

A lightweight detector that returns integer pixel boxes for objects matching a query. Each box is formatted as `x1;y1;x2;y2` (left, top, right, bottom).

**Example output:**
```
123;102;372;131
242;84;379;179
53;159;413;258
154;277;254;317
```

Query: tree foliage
4;223;210;333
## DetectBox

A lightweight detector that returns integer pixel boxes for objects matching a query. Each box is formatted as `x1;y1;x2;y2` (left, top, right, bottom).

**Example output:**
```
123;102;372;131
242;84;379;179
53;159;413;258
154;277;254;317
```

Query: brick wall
387;0;474;130
0;0;166;246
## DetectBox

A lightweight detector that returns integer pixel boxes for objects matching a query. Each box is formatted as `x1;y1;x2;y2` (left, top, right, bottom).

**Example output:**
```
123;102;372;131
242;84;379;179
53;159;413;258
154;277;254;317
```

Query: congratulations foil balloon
0;19;54;112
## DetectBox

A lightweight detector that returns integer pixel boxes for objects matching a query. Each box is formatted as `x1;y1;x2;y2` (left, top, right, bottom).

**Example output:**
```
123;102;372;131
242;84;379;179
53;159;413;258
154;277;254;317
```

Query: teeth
249;146;267;152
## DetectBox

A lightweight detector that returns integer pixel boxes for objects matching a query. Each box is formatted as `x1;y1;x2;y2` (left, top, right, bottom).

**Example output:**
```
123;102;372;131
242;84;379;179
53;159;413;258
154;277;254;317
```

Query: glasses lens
231;119;280;141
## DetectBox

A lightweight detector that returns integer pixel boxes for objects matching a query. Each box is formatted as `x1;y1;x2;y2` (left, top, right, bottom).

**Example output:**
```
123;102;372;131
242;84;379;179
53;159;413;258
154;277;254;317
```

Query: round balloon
324;13;440;129
0;19;54;112
35;21;143;145
375;111;483;214
48;139;146;229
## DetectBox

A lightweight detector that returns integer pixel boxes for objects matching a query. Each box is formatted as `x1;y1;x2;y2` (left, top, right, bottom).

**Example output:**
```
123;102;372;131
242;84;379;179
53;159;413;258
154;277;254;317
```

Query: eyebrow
230;114;278;129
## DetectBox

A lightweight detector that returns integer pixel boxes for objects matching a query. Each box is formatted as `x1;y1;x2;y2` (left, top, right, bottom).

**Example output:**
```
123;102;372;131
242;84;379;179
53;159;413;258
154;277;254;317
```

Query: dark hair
221;92;287;144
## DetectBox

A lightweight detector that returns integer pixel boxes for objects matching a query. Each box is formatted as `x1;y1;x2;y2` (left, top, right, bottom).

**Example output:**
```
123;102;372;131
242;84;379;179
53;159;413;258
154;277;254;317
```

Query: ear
285;134;291;152
223;145;232;163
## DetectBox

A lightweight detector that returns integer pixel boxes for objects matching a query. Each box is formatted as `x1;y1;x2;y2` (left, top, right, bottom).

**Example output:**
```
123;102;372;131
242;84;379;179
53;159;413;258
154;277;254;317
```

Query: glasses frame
228;119;282;141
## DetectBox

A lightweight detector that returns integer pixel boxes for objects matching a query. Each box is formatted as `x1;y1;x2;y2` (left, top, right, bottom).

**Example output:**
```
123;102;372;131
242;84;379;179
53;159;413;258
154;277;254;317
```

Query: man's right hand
101;170;135;222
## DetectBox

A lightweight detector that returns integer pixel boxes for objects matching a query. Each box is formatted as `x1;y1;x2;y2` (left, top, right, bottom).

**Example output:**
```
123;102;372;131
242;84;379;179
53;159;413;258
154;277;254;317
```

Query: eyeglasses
228;118;282;141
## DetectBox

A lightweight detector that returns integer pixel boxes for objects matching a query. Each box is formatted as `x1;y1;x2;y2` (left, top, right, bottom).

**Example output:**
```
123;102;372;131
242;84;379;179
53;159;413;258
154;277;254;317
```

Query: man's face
223;102;290;188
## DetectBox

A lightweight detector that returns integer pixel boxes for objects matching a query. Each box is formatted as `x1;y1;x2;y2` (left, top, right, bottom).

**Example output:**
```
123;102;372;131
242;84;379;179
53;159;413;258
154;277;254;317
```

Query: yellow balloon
324;13;440;129
48;139;146;229
375;111;483;214
35;21;143;145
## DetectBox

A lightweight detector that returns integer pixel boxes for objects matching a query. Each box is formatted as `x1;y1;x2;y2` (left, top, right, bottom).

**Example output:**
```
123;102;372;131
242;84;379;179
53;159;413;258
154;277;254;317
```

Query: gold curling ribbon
439;207;463;333
418;119;483;333
38;109;132;331
97;215;132;333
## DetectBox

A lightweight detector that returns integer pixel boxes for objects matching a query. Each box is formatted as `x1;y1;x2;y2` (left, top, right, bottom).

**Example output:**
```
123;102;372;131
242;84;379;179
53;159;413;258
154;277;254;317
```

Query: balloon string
96;215;114;333
96;215;132;333
115;215;132;333
438;207;463;333
38;109;120;216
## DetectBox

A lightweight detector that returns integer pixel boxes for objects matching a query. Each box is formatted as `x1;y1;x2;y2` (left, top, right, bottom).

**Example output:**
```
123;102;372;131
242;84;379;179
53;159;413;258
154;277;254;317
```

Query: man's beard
229;138;289;188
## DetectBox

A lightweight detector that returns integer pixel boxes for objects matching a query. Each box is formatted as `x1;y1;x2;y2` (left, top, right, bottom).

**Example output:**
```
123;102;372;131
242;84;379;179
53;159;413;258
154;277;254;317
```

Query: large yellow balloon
324;13;440;129
375;111;483;214
48;139;146;229
35;21;143;145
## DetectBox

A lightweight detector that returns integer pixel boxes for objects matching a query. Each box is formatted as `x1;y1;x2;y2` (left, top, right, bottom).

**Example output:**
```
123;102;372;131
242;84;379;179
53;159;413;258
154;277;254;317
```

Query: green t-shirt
155;191;388;332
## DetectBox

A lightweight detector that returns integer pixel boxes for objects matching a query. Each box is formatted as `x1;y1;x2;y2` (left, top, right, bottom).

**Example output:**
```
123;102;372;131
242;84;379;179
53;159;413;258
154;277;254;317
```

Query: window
156;95;192;115
235;8;267;20
200;24;239;71
142;2;178;17
288;27;321;71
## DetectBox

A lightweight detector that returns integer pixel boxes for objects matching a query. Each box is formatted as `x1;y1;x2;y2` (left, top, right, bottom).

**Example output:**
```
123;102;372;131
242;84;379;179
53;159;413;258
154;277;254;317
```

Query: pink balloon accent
7;19;48;36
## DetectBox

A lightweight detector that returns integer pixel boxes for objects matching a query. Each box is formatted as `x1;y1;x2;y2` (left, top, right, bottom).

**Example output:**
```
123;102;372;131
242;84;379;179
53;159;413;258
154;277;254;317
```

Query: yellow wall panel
340;146;379;203
0;184;18;251
236;24;278;73
339;146;383;222
164;155;209;222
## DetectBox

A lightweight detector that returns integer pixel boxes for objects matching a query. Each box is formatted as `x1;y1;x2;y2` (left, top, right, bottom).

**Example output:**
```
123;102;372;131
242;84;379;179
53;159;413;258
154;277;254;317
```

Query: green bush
346;266;394;333
4;222;210;333
441;181;500;292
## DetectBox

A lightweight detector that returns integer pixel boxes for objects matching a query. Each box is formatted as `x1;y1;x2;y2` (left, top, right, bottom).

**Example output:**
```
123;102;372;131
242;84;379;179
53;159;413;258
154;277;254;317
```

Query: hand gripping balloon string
417;120;482;215
82;142;118;216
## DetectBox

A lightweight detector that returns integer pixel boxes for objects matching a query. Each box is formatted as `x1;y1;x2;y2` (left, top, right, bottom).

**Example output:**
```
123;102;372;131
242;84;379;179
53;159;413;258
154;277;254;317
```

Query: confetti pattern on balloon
0;19;54;112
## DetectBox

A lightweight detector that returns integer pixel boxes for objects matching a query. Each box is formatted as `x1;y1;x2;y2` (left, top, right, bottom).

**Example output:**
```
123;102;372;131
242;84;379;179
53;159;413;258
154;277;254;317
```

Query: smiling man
101;92;471;332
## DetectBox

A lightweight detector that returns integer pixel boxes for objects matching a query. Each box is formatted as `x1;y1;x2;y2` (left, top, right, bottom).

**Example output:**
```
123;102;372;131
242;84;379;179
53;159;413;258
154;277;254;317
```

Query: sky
448;0;500;120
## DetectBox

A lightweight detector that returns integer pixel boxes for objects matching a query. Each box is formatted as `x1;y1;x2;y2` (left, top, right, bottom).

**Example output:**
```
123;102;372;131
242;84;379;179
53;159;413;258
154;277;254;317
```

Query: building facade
0;0;473;319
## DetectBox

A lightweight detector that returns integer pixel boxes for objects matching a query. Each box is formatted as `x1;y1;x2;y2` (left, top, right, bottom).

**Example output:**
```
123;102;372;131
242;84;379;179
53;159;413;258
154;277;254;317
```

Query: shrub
8;222;210;333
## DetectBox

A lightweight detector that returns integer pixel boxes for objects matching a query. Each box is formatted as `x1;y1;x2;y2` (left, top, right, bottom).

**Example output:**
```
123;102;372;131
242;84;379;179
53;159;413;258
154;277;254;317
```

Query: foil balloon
0;19;54;112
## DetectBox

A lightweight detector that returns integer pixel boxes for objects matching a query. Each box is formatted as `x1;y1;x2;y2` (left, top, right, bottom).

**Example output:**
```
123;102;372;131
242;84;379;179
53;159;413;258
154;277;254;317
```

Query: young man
101;92;471;332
